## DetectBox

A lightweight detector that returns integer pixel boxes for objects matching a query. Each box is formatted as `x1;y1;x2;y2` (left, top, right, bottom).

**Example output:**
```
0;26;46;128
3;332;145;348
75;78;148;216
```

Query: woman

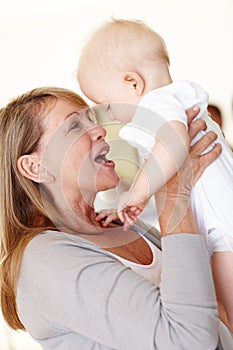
0;87;221;349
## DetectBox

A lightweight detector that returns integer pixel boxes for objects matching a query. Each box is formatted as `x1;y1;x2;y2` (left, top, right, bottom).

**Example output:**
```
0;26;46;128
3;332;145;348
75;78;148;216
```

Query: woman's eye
69;121;80;131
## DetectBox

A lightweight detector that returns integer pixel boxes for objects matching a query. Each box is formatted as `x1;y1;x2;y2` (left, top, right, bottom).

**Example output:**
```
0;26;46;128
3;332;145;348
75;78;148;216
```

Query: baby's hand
95;206;141;229
95;209;119;227
117;190;147;230
118;207;142;231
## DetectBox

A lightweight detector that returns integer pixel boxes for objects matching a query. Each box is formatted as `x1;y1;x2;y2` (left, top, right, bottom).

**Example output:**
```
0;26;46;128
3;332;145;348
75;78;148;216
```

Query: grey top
16;227;218;350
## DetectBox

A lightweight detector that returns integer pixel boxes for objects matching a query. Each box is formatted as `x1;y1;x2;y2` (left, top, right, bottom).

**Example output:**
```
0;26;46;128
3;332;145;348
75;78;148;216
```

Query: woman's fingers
188;118;207;140
176;130;222;191
187;134;222;185
190;131;217;156
186;105;208;140
186;105;200;124
196;143;222;173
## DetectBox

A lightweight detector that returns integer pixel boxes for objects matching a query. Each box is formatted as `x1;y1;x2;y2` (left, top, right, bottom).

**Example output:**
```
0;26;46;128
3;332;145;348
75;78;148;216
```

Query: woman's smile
94;142;115;168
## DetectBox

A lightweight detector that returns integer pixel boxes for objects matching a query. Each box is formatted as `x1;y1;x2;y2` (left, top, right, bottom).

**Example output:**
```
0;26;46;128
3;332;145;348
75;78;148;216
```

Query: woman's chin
96;170;120;192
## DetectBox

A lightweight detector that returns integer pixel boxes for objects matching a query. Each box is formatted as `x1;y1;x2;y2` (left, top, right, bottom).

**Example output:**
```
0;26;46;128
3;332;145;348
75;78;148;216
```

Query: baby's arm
118;121;190;223
212;251;233;332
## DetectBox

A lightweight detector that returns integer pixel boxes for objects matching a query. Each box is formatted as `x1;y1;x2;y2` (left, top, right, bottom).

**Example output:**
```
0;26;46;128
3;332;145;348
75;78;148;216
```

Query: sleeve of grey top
17;232;218;350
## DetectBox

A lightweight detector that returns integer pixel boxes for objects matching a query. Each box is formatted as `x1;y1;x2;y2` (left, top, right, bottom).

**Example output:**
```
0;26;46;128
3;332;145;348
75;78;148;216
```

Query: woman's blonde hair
0;87;88;330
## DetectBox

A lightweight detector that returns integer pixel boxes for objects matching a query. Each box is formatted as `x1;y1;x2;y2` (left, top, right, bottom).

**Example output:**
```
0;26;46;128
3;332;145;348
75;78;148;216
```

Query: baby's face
79;69;140;123
102;102;137;123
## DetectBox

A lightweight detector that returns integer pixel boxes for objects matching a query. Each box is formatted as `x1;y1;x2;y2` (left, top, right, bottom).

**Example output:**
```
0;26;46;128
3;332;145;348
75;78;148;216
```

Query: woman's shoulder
21;229;118;272
24;229;104;257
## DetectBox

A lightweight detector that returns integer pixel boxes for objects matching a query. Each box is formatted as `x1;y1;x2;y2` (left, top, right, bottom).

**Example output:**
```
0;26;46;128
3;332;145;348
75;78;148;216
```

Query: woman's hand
168;112;221;197
156;106;222;236
180;106;222;192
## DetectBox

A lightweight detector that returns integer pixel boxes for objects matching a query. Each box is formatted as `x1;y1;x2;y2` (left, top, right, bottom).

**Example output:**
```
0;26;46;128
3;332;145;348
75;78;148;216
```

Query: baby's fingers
122;210;137;231
95;209;118;222
118;210;126;225
129;206;142;216
102;213;119;227
117;210;132;230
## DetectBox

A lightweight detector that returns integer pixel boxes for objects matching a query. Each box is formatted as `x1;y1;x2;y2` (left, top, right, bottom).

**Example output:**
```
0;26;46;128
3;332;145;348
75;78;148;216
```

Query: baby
77;19;233;328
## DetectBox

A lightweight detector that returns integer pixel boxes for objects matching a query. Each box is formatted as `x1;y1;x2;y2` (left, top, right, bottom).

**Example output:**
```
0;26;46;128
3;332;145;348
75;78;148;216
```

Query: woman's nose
89;124;106;140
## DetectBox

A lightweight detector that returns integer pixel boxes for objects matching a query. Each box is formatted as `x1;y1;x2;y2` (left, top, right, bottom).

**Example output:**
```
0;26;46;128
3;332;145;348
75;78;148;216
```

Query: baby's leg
212;251;233;332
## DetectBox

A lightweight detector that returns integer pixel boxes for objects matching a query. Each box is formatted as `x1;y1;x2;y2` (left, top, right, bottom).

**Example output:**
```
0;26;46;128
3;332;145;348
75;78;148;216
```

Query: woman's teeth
95;150;108;164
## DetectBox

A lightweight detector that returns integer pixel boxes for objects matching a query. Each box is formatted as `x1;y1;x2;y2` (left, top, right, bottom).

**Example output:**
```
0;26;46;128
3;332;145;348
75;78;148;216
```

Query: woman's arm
18;228;218;350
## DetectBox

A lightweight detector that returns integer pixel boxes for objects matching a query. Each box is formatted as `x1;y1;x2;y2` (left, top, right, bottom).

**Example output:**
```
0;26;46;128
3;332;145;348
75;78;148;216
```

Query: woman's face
37;99;119;206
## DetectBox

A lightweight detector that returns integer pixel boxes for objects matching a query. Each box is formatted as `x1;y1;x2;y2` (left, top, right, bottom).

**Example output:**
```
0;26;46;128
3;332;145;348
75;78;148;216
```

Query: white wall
0;1;232;348
0;0;233;143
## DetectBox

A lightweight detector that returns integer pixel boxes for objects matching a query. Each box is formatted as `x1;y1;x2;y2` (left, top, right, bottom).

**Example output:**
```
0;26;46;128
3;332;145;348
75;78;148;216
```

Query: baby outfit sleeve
17;232;218;350
208;228;233;253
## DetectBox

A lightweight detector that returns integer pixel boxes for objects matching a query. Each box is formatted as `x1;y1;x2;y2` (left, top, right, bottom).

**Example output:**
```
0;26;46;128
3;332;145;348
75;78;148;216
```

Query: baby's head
77;18;171;120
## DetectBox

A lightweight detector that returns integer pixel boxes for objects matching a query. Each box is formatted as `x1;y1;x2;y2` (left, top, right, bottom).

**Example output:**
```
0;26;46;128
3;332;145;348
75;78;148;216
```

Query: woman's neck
52;193;102;234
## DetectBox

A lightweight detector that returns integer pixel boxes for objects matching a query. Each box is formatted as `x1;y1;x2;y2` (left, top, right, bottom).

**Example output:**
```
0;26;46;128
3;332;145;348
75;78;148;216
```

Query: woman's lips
103;159;115;168
94;154;115;168
94;144;115;168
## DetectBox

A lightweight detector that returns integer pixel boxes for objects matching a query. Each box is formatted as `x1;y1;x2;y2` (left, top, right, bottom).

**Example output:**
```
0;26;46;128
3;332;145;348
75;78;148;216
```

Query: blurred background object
208;104;223;129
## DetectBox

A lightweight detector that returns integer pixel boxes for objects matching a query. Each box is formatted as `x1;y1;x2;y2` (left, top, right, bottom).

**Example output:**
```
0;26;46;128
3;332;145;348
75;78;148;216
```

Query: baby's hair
77;18;170;81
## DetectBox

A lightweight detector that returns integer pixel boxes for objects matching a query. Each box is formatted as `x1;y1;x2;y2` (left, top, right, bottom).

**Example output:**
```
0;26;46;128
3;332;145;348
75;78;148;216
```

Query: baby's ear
123;72;144;96
17;154;54;184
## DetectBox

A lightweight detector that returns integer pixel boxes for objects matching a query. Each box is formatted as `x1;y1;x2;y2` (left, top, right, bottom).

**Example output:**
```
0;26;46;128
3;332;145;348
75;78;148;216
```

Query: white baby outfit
119;80;233;255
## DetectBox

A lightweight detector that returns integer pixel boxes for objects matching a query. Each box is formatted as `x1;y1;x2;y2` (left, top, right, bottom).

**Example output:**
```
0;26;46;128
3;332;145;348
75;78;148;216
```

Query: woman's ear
17;154;54;183
123;72;145;96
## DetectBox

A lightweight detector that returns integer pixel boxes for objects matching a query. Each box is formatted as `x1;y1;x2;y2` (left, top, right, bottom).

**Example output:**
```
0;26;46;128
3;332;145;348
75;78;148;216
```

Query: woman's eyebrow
64;111;81;120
